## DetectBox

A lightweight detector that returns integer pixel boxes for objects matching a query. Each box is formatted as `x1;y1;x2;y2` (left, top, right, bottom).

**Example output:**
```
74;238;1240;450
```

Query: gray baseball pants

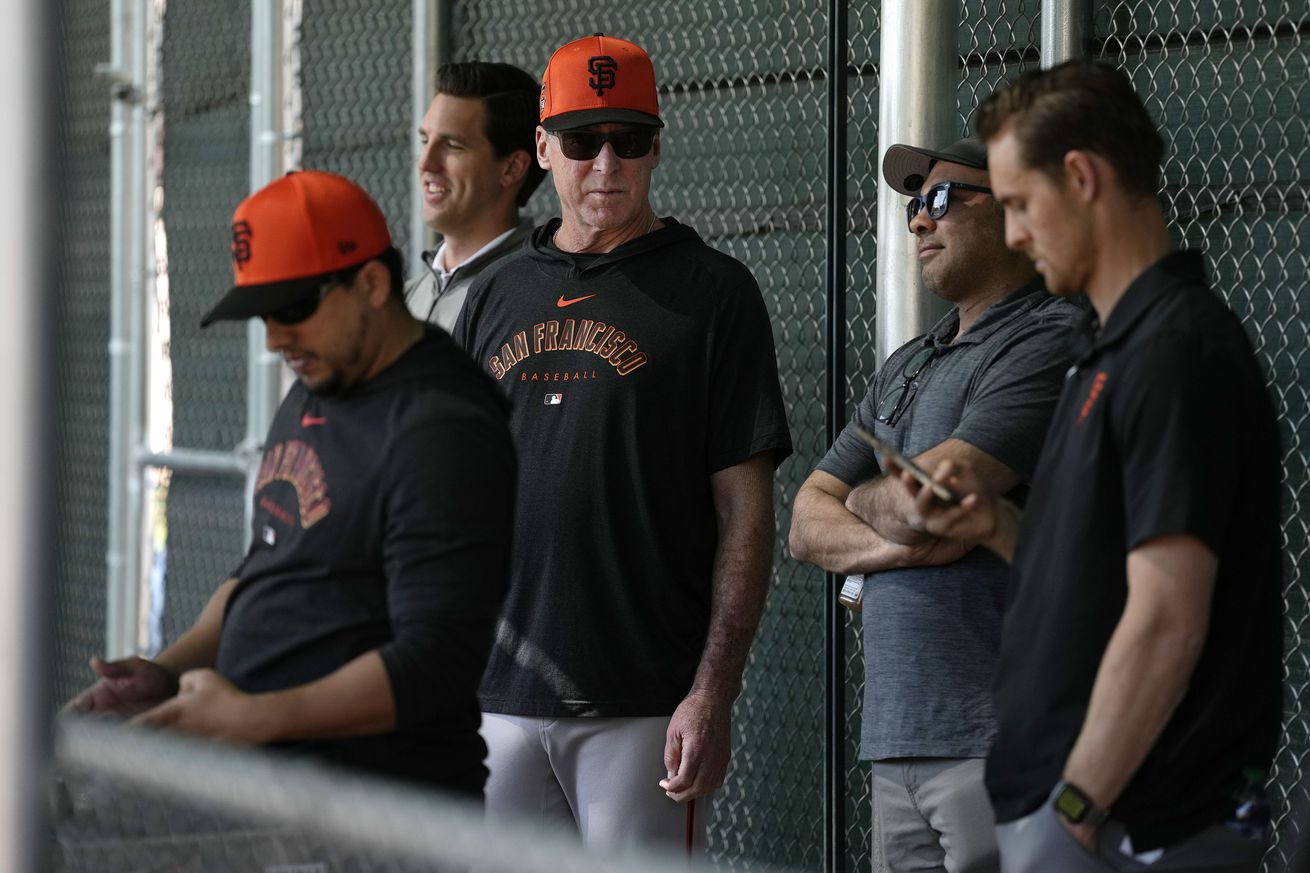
872;757;1000;872
480;713;705;855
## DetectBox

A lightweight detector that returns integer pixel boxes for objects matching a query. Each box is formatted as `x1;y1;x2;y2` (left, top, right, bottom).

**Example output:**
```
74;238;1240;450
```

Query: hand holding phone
852;426;959;505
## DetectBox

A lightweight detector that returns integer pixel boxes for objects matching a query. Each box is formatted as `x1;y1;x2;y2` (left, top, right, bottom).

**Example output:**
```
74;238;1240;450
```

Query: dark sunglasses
905;181;993;229
266;271;358;326
553;127;657;161
876;344;939;426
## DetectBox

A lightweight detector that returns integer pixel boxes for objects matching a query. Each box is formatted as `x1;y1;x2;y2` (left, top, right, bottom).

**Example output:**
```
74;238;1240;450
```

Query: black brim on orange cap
199;272;331;328
542;108;664;131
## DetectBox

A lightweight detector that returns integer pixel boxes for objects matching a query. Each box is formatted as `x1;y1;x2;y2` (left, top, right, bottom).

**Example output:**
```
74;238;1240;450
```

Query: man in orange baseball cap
457;36;792;851
69;171;517;799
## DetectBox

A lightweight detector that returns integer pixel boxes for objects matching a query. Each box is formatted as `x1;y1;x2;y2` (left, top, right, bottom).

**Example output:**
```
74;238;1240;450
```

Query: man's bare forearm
791;473;955;575
154;578;238;679
845;475;931;545
693;456;776;699
1062;537;1215;809
850;438;1024;547
259;650;396;741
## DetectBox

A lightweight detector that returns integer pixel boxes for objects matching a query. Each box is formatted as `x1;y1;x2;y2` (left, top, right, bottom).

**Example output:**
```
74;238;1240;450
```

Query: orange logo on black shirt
487;318;648;380
255;439;332;528
556;294;595;308
1077;372;1108;425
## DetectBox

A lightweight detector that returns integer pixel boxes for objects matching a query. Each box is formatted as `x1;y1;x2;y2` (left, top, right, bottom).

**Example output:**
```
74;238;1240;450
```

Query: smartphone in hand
838;576;863;611
853;426;959;506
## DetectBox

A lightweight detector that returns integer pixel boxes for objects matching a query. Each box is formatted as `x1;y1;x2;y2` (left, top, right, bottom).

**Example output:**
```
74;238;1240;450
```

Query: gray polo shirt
817;281;1081;760
405;219;534;333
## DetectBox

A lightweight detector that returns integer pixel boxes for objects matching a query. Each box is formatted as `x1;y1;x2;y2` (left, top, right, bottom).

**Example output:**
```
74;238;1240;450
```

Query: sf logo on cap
231;220;253;271
587;56;618;96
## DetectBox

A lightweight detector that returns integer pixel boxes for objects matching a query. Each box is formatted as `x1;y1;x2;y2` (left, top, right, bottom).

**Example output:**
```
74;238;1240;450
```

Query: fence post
245;0;290;540
410;0;452;271
104;0;150;658
825;0;849;870
875;0;958;365
2;1;49;868
1041;0;1093;66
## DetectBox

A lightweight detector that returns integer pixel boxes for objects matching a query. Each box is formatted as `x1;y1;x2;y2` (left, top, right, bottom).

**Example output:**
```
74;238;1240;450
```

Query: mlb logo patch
544;393;563;405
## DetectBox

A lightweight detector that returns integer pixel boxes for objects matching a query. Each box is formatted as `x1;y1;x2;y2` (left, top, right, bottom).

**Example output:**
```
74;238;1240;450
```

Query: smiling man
68;171;516;799
406;62;545;332
455;34;792;853
789;137;1080;873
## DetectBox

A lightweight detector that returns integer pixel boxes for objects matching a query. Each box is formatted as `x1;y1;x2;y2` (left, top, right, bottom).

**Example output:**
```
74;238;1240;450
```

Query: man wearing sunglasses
902;63;1281;873
68;171;516;799
455;34;792;851
407;61;546;333
790;137;1081;872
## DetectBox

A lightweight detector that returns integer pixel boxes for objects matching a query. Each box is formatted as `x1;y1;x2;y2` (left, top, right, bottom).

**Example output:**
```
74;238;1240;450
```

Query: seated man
68;170;516;798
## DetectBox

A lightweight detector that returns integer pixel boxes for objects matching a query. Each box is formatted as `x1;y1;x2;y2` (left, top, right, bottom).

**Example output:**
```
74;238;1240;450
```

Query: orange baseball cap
200;170;392;327
539;34;663;131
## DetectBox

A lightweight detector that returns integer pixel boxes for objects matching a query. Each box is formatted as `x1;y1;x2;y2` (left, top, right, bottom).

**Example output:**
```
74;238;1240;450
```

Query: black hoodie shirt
455;218;792;717
218;326;516;795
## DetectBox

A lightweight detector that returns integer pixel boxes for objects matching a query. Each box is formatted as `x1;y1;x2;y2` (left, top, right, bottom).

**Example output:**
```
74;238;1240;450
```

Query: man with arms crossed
408;61;545;331
455;34;792;851
790;137;1079;872
70;171;516;798
904;62;1282;872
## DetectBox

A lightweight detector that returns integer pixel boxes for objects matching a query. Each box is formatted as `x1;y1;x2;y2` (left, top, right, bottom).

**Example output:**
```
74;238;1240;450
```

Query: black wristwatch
1050;780;1109;827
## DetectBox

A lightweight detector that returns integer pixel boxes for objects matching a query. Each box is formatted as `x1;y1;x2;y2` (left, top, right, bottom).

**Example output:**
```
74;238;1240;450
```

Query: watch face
1054;786;1090;822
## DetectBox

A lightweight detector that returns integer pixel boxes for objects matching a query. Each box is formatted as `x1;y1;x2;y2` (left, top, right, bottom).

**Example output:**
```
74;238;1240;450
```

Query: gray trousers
995;802;1266;873
872;758;1000;873
480;713;706;854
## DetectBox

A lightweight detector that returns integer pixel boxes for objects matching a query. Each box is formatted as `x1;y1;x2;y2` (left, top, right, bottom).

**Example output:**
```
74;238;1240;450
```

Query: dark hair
377;246;405;299
976;61;1164;198
330;246;405;301
435;61;545;207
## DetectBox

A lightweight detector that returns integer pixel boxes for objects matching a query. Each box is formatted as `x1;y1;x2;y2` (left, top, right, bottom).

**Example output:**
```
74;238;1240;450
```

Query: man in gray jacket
407;61;546;331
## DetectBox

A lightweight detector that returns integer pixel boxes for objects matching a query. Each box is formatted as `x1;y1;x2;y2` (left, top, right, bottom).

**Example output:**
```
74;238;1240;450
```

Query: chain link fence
301;0;414;261
47;0;1310;870
1090;3;1310;868
155;0;254;650
50;0;112;712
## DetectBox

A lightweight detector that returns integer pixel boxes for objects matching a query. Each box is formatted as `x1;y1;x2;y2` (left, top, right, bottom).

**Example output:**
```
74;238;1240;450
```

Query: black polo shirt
986;251;1283;851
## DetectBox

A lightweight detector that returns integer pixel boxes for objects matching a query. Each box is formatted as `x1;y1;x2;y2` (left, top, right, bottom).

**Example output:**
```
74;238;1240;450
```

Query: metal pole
410;0;431;268
1041;0;1093;66
824;0;849;869
103;0;148;659
245;0;288;543
875;0;958;365
410;0;451;268
125;0;152;655
104;0;130;658
138;449;248;477
1;0;50;865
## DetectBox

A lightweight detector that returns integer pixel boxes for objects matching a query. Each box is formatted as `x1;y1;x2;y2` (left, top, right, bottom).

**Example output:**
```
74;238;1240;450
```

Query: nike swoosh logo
301;414;328;427
556;294;596;308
